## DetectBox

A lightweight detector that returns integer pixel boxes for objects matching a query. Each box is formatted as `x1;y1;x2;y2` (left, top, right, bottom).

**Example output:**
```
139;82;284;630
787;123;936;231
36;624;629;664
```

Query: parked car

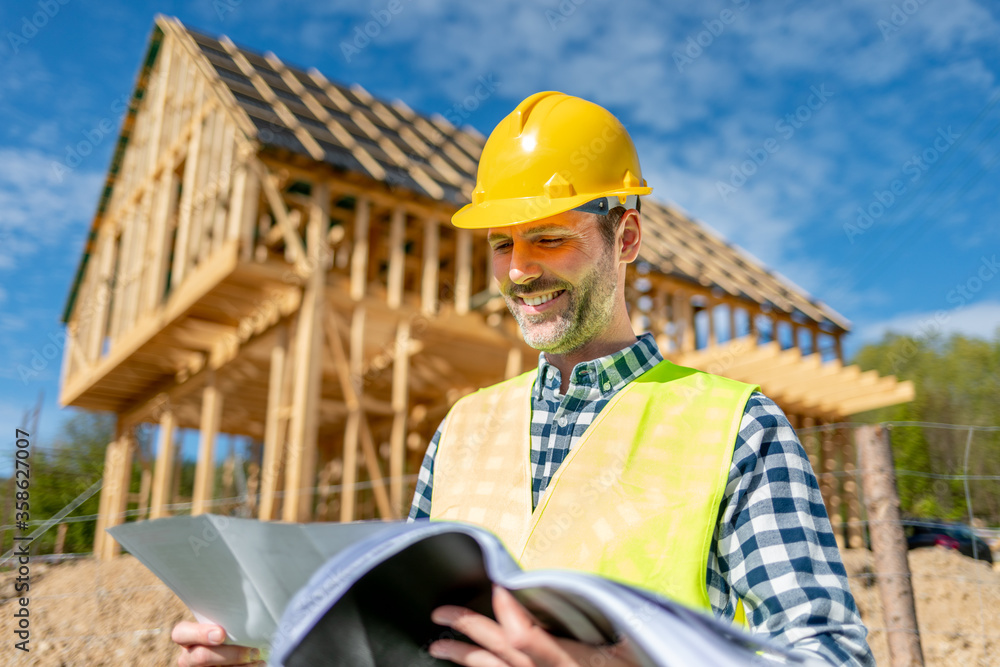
903;520;993;564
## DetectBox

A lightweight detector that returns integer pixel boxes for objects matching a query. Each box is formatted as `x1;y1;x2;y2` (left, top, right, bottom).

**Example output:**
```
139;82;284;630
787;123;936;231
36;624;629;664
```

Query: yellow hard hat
452;91;652;229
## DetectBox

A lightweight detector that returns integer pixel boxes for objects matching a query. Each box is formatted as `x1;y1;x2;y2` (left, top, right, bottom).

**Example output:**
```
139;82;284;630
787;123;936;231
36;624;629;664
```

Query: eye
492;241;512;252
538;237;563;245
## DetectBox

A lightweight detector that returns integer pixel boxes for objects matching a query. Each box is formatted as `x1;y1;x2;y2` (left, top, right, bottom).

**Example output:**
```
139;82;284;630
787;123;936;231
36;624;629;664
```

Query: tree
852;330;1000;524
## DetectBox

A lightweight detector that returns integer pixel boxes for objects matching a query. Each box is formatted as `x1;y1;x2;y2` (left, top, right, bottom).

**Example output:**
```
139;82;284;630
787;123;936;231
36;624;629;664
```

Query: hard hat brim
452;187;652;230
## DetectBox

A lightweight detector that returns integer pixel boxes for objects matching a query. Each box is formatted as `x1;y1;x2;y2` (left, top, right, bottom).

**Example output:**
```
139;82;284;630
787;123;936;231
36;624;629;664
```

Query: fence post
857;424;924;667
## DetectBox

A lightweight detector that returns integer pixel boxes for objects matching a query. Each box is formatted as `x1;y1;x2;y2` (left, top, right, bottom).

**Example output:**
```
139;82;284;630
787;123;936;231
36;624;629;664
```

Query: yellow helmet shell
452;91;652;229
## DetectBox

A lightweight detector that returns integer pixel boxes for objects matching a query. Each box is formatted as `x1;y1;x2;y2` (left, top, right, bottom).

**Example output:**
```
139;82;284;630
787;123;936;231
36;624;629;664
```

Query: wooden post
340;306;365;522
99;424;134;560
843;433;864;548
858;425;924;667
191;371;224;516
282;181;327;523
422;218;439;316
455;228;472;315
350;197;370;301
54;523;68;556
678;292;695;353
389;319;410;514
150;408;176;519
387;206;406;309
259;322;289;520
136;463;152;520
822;422;843;547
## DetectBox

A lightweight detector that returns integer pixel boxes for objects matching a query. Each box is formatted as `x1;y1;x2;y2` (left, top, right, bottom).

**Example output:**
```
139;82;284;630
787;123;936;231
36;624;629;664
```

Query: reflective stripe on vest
431;359;757;615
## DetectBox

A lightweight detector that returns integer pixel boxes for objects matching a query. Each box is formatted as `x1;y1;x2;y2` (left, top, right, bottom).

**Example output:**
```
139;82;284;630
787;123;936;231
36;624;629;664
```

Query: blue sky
1;0;999;447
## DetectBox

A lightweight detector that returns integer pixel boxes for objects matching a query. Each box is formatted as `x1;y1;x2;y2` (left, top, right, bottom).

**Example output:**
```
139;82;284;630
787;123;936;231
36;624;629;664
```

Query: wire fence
1;423;998;665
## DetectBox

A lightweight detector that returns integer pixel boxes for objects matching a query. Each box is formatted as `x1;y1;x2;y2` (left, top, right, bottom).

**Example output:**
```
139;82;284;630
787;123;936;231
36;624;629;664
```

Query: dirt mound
0;555;188;666
2;547;998;665
843;547;1000;666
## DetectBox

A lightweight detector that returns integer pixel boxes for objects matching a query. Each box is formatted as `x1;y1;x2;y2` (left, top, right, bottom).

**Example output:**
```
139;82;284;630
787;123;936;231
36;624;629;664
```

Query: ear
618;209;642;264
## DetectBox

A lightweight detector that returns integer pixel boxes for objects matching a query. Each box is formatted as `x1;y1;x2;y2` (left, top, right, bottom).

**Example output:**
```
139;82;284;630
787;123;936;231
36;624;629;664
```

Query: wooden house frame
60;16;913;559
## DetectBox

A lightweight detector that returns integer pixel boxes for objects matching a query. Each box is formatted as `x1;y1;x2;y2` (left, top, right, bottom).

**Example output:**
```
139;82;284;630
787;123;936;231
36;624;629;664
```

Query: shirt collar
534;333;664;399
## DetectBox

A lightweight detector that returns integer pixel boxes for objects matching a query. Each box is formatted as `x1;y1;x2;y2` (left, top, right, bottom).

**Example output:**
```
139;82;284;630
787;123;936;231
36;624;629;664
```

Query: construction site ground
1;546;998;666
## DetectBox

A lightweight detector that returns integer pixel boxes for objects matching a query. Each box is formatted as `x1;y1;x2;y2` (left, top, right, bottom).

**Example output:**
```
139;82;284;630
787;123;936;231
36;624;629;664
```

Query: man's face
487;210;619;354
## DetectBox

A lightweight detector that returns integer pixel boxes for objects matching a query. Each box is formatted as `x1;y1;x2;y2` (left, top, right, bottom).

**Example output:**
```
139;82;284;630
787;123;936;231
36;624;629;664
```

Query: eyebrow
487;224;572;245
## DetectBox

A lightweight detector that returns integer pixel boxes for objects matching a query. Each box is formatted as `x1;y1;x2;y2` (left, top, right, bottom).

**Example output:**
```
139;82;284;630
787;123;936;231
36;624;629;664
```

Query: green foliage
1;412;115;556
853;330;1000;524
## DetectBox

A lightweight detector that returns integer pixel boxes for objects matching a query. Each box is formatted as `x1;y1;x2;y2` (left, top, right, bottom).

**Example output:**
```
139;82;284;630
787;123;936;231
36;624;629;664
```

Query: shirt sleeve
406;418;446;521
706;392;875;666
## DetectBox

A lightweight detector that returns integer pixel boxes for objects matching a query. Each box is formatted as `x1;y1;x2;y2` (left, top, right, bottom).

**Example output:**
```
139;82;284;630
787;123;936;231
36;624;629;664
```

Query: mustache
504;280;571;298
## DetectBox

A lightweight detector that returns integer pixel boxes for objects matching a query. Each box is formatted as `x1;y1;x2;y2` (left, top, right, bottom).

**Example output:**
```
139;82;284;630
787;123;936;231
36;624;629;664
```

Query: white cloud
856;299;1000;343
0;148;102;271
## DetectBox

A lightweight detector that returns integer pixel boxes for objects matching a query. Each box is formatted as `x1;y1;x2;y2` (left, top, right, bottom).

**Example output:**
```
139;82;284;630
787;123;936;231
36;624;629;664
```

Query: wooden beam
455;228;472;315
259;321;289;521
421;218;439;316
350;197;371;301
390;319;410;514
149;407;176;520
191;370;224;516
387;207;406;309
136;463;152;521
281;181;328;523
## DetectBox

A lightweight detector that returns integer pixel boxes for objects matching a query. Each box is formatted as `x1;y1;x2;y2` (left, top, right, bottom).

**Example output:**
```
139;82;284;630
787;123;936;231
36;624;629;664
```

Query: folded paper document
109;516;818;666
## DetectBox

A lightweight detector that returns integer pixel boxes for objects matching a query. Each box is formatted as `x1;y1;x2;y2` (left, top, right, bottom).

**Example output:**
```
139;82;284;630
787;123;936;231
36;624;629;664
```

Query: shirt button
557;416;568;427
602;382;611;391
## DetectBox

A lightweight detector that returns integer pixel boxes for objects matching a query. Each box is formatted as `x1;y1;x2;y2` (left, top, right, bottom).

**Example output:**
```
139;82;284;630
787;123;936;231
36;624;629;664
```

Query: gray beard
504;250;618;354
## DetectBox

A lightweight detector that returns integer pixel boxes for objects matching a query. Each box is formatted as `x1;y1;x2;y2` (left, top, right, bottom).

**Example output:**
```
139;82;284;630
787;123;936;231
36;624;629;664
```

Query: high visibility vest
430;359;757;615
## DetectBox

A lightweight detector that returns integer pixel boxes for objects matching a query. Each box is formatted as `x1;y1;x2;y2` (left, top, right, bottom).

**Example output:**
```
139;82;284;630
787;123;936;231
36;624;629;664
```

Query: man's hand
171;621;264;667
428;586;639;667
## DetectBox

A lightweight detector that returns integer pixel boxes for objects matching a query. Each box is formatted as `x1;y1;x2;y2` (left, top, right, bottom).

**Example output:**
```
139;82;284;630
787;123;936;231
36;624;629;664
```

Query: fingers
171;621;227;647
171;621;262;667
492;587;573;667
431;604;533;667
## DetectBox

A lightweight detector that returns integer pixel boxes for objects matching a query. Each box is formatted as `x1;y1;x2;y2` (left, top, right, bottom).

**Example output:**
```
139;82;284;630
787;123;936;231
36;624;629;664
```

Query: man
173;92;873;666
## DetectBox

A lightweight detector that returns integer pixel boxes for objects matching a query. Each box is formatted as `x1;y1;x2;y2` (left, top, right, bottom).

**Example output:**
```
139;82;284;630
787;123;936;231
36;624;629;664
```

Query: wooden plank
149;408;176;520
171;77;206;288
259;322;289;521
455;228;472;315
350;197;371;301
191;371;224;515
390;319;410;513
188;108;219;271
281;181;328;523
421;218;439;316
147;34;173;176
212;121;236;254
387;207;406;309
145;168;178;316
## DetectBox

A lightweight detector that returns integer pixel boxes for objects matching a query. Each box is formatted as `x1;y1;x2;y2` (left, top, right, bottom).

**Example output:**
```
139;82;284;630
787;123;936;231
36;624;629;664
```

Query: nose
506;239;543;285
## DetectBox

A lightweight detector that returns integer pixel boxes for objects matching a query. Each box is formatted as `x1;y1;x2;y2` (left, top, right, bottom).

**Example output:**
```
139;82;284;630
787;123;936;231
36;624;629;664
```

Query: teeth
522;291;560;306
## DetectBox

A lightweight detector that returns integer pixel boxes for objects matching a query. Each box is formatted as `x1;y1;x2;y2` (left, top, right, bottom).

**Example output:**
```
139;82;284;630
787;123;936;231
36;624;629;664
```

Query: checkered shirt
408;333;874;666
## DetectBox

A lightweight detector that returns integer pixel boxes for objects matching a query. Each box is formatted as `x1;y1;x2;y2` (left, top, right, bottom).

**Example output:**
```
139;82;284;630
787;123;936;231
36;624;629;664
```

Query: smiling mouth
519;290;564;306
